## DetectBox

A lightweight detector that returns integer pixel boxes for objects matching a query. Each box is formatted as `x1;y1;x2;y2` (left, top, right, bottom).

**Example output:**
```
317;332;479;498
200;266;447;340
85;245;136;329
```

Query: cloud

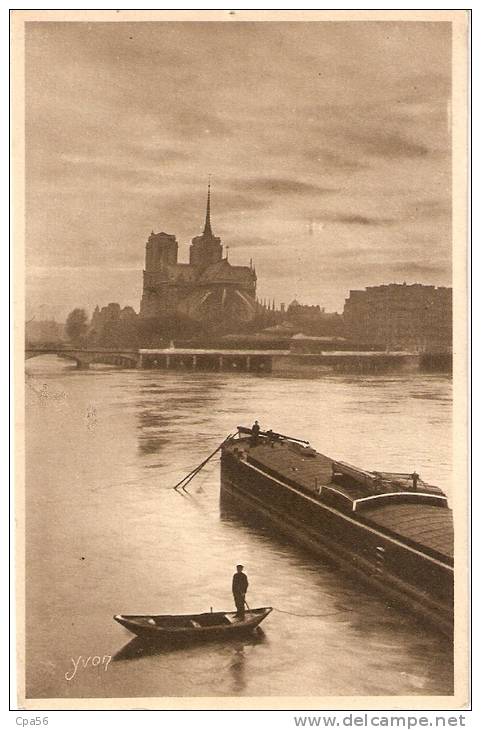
230;177;338;196
389;261;450;278
303;148;368;172
228;235;274;249
406;198;451;219
165;109;231;140
394;72;451;106
63;145;188;168
149;190;269;225
289;258;452;281
349;130;430;159
318;213;395;226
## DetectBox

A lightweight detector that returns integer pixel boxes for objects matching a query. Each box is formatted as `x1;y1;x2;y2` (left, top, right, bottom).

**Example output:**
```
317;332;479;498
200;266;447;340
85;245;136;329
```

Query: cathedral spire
203;178;213;237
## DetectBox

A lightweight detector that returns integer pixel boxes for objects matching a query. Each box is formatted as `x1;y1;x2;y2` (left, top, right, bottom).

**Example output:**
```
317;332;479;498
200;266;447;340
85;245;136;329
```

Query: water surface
25;358;453;698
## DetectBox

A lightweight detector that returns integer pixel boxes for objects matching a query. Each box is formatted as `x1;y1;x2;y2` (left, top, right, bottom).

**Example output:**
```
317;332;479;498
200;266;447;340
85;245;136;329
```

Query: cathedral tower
145;231;178;270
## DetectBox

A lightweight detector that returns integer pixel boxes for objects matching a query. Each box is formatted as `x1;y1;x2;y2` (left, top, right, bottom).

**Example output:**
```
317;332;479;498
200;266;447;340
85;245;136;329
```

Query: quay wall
271;353;420;375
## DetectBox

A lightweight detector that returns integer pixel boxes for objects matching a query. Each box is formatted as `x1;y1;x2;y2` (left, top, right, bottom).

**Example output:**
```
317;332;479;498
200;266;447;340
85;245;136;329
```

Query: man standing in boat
232;564;249;619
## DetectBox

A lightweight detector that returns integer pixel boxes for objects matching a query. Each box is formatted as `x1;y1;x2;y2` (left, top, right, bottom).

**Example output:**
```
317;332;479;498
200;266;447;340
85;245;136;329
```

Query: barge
220;427;453;635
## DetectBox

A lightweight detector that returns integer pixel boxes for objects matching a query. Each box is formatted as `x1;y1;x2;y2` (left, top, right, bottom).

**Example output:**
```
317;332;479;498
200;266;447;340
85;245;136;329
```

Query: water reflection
136;377;226;457
113;626;267;664
228;645;247;693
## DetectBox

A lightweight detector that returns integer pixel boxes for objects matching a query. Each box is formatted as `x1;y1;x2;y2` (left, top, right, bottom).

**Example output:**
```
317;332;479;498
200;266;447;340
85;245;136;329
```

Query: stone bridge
25;347;140;369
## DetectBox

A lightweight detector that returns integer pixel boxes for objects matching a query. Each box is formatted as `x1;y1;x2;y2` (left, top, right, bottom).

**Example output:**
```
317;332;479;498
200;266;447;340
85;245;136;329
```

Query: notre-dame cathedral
140;185;257;326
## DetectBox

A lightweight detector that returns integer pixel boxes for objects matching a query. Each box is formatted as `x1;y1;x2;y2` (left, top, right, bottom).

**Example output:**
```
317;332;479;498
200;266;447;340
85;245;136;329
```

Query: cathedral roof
178;285;256;321
199;258;255;284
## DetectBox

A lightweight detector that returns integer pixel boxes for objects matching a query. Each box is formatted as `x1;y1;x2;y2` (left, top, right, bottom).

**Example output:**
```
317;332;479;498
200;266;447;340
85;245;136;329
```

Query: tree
65;308;88;344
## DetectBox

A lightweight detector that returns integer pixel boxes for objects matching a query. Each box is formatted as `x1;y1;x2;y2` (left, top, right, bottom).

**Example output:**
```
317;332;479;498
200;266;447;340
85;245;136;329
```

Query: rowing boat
113;607;272;641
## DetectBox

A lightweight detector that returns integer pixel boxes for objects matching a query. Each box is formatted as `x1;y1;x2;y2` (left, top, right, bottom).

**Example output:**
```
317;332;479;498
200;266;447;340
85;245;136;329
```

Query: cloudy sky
25;20;452;319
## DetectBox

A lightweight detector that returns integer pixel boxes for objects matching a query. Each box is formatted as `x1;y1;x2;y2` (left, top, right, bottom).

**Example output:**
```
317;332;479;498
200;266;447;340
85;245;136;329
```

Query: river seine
25;358;453;699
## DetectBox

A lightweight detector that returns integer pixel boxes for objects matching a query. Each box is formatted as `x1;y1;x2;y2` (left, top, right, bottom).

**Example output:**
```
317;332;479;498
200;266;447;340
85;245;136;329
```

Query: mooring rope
146;458;221;477
272;606;353;618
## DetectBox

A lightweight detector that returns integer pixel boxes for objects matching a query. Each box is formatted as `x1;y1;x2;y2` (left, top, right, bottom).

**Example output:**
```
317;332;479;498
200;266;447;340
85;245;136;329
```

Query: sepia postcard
12;9;469;711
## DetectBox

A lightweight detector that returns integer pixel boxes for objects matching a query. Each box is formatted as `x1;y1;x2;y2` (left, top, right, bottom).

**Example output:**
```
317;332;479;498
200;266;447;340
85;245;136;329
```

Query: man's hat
236;564;244;569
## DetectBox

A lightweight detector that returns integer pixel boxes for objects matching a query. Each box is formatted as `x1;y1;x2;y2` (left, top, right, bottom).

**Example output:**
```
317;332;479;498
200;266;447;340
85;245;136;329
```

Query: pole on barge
172;433;236;492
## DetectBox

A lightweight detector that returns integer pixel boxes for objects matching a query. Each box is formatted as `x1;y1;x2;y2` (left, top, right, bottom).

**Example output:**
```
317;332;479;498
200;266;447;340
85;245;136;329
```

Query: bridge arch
25;349;139;369
25;350;76;362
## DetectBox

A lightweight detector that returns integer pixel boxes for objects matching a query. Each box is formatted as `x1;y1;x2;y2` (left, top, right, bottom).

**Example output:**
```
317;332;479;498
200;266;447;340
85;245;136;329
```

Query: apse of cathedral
140;185;257;326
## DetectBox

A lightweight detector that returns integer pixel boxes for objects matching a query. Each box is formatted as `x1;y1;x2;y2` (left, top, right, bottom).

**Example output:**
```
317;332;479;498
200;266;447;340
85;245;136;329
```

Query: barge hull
221;451;453;636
